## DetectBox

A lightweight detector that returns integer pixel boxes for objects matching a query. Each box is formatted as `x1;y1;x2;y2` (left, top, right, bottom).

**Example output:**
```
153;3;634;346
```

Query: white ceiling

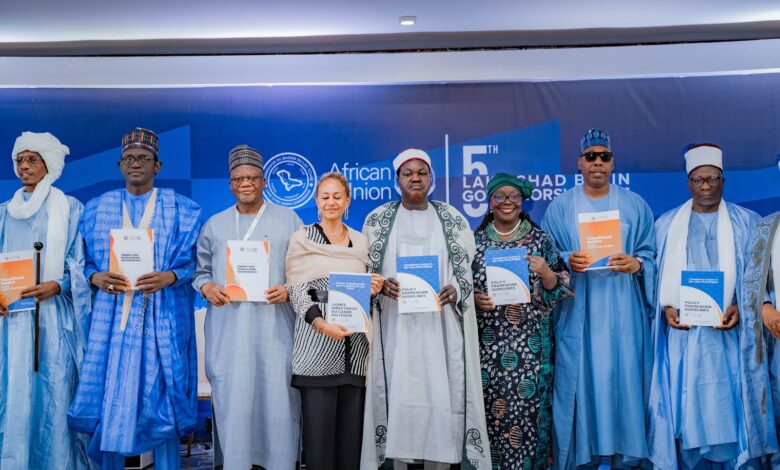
1;0;780;44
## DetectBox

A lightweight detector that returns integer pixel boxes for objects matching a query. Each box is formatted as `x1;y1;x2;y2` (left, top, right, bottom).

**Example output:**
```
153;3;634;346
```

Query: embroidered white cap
684;144;722;174
392;148;431;172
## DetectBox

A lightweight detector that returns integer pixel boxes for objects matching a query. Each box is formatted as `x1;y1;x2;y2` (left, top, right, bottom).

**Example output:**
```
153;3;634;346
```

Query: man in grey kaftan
192;145;302;469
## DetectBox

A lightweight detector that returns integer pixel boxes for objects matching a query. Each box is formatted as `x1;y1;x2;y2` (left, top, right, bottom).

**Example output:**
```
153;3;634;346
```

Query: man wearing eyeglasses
648;143;764;469
541;129;657;469
68;127;202;469
192;144;302;469
0;132;92;468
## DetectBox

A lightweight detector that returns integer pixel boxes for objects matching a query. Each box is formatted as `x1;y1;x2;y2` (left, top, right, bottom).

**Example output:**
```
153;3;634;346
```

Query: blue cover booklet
327;272;372;333
679;270;724;327
485;247;530;305
396;255;440;313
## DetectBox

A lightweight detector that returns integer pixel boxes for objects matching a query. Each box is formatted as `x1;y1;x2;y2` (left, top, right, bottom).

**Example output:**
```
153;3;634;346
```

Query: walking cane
33;241;43;373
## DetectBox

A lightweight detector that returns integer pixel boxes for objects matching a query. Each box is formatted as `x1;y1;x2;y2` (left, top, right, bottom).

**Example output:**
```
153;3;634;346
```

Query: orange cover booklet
0;250;35;312
577;210;622;270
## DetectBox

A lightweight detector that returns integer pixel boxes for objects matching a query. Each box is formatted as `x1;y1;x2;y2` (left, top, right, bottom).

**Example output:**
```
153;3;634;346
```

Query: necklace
491;219;522;237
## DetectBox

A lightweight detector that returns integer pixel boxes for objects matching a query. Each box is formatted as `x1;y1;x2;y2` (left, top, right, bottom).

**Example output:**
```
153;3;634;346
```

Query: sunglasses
580;151;613;163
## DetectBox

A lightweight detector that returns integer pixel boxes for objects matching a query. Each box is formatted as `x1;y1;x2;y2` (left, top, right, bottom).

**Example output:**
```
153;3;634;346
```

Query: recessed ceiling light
399;16;416;26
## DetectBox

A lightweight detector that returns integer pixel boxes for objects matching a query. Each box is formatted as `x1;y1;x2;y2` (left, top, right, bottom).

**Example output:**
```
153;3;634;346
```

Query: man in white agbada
647;144;763;469
0;132;91;469
192;144;302;469
360;149;490;470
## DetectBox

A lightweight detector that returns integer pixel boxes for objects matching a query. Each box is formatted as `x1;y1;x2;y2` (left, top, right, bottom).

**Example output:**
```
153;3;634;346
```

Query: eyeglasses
492;192;522;204
119;156;156;166
688;176;722;187
14;155;43;166
581;151;613;162
230;175;262;185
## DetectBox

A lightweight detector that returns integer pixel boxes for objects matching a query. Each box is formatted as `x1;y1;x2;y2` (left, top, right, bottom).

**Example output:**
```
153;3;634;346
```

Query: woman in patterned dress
285;172;383;470
472;173;573;470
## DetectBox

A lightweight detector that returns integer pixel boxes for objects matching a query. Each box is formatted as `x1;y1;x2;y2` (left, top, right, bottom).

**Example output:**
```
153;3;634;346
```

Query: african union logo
263;152;317;209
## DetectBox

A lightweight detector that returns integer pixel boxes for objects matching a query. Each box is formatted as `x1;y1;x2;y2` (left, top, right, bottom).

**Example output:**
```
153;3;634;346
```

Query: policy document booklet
486;247;530;305
327;272;372;333
226;240;270;302
680;270;725;327
110;228;154;289
577;210;622;270
397;255;440;314
0;250;35;313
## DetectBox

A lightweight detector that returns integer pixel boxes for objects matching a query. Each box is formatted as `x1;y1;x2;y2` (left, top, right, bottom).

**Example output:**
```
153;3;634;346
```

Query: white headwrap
7;132;70;281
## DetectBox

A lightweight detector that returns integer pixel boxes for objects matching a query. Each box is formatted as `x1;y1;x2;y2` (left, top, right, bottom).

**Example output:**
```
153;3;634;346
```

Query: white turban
684;144;722;175
7;131;71;282
392;148;432;173
12;131;69;181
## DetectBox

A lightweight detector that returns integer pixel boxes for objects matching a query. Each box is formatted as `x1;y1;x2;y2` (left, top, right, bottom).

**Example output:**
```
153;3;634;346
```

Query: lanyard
122;188;157;230
235;203;267;241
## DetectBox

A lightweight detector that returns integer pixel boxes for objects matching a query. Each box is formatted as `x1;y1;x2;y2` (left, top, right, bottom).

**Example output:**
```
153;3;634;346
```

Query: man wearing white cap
360;149;490;469
0;132;91;468
647;143;764;469
739;155;780;467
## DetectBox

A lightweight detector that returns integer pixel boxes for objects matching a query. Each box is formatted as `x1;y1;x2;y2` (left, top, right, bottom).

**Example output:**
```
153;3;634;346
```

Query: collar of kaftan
364;201;400;275
429;200;476;313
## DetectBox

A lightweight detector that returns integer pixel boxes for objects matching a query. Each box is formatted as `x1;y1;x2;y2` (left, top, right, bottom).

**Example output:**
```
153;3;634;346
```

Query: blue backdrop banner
1;74;778;229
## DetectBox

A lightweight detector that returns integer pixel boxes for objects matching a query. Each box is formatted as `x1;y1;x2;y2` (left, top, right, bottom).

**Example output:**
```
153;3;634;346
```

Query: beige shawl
285;224;370;285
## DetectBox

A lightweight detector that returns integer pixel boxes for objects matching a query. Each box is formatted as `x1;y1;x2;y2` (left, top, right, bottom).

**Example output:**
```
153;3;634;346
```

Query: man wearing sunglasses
69;127;202;469
541;128;657;469
192;144;303;469
649;144;765;468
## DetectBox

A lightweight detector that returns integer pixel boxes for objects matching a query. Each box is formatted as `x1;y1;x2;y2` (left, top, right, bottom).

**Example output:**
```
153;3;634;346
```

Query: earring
317;211;322;220
344;208;349;221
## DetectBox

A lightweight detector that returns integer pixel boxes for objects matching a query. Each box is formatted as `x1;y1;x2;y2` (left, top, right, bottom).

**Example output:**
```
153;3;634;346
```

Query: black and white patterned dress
288;224;369;387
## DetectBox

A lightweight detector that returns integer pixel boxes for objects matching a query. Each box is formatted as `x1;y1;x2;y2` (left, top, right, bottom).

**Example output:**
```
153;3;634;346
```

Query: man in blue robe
193;145;302;469
648;144;763;469
740;158;780;467
68;128;202;469
1;132;91;469
541;129;657;469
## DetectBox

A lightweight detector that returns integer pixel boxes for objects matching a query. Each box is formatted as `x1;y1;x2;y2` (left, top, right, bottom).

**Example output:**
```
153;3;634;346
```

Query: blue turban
579;128;611;154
